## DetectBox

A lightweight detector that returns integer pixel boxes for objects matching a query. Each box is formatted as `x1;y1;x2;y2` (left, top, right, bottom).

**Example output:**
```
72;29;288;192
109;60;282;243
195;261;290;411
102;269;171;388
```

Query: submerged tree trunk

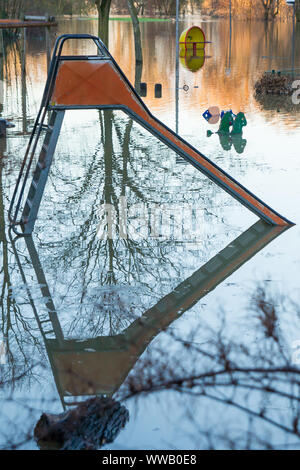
261;0;279;21
127;0;143;65
0;0;24;19
127;0;143;93
95;0;112;46
296;0;300;22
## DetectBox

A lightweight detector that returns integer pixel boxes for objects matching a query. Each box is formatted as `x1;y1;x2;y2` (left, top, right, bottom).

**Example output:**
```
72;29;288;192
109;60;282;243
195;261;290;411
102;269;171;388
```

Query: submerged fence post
46;25;51;74
0;340;6;365
21;27;27;134
21;26;26;74
292;1;296;78
175;0;180;134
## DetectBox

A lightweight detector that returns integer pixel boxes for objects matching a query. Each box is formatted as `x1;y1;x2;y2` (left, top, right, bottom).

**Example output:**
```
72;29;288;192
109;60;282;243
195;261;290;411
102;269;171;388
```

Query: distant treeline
0;0;298;21
202;0;296;21
0;1;202;18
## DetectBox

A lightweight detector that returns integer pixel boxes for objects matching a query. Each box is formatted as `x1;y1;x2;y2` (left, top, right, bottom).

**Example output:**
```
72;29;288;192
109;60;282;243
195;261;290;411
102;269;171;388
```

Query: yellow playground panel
179;26;207;56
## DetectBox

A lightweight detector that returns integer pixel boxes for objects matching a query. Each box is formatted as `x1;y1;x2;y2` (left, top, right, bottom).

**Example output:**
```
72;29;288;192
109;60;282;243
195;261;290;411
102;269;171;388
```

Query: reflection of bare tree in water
0;47;54;452
60;109;184;338
0;159;45;393
1;124;298;451
3;16;300;450
37;102;248;340
0;34;47;390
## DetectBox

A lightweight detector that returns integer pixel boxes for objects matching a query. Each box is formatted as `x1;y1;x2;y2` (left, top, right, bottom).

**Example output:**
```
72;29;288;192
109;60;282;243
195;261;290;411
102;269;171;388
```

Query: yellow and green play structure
179;26;208;55
179;26;210;72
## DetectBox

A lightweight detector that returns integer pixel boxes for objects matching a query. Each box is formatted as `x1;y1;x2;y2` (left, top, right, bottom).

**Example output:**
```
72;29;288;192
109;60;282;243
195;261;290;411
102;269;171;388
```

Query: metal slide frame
8;34;294;236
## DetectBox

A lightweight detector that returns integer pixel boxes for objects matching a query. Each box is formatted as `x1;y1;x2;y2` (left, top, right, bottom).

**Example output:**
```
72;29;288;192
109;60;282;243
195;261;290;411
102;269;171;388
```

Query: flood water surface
0;16;300;450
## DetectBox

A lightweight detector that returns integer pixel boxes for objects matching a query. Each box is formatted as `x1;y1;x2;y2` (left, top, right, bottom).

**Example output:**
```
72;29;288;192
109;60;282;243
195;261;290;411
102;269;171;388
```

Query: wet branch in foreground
116;285;300;445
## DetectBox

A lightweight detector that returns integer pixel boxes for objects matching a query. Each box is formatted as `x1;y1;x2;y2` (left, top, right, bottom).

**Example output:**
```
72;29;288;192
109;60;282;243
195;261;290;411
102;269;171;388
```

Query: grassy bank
73;16;171;22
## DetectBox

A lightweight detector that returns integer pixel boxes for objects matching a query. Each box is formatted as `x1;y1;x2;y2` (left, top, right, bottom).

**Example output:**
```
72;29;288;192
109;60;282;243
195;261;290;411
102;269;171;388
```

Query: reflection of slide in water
10;219;290;410
9;34;293;236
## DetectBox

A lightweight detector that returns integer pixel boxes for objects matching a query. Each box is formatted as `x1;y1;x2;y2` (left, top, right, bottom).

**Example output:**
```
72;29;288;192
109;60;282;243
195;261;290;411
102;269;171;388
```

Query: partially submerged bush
254;72;293;96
